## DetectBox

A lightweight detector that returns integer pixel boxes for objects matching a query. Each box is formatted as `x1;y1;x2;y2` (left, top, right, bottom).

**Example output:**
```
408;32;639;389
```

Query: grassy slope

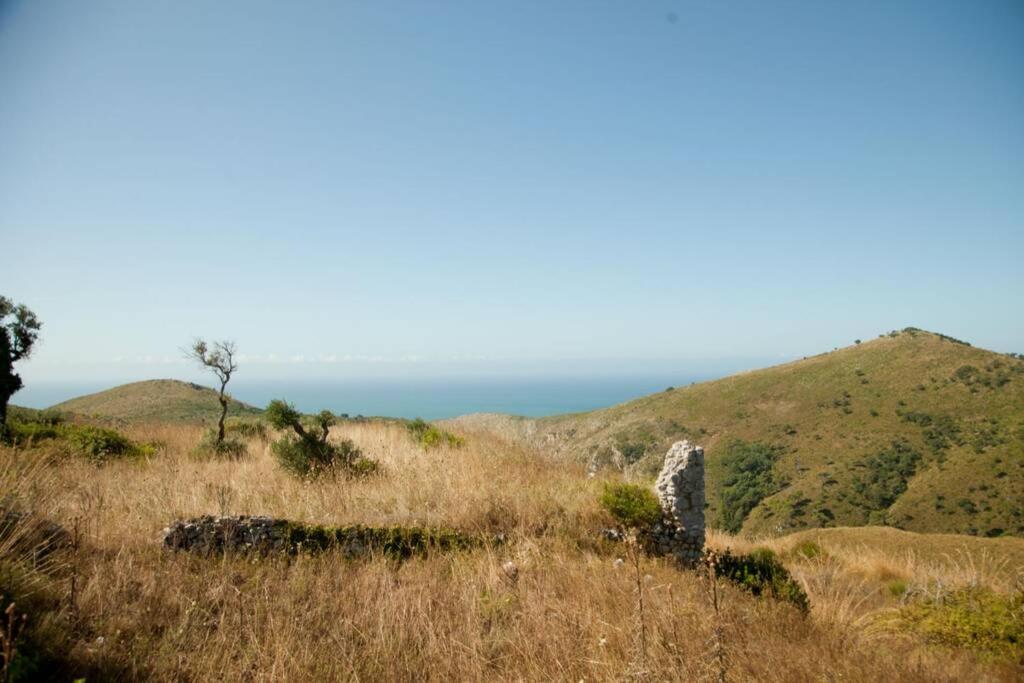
457;330;1024;538
3;420;1022;680
769;526;1024;581
50;378;261;423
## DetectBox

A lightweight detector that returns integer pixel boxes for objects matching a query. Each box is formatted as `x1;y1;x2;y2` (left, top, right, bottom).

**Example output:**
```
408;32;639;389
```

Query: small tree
186;339;238;444
266;400;371;477
1;297;42;439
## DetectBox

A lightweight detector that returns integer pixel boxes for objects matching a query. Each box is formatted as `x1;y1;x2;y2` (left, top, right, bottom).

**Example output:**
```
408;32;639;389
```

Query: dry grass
1;421;1022;681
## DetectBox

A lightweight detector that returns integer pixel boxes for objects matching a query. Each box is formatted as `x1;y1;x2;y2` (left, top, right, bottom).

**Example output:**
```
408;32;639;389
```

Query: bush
63;425;150;462
713;548;809;612
850;440;922;512
272;435;371;478
599;483;662;530
880;588;1023;659
713;440;785;533
224;418;269;442
7;420;151;463
405;418;465;449
193;429;248;460
266;399;376;478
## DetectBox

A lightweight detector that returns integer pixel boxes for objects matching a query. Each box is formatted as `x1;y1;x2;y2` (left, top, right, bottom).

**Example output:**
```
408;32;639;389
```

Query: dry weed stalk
0;603;26;683
701;549;728;683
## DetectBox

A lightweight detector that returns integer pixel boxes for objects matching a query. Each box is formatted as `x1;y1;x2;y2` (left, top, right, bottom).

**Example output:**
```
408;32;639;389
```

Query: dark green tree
1;296;42;439
187;339;238;444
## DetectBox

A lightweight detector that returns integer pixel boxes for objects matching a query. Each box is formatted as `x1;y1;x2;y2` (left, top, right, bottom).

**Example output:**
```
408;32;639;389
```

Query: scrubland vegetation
1;417;1021;681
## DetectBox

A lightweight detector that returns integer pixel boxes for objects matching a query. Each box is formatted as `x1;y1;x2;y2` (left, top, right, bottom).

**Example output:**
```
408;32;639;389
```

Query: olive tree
186;339;238;444
265;400;372;477
1;297;42;439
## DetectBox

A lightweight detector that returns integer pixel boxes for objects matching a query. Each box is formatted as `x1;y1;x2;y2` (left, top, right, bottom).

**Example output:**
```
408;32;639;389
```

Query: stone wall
645;440;705;565
162;515;478;558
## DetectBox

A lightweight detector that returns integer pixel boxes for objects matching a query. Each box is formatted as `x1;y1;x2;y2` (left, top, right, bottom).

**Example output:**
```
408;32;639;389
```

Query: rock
648;440;705;566
501;560;519;583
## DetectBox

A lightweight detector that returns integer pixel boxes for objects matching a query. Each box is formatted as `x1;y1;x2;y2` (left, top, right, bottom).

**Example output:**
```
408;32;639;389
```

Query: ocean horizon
14;374;715;420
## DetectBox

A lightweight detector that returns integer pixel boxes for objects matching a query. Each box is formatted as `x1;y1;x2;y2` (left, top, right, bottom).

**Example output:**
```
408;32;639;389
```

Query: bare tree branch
186;338;239;444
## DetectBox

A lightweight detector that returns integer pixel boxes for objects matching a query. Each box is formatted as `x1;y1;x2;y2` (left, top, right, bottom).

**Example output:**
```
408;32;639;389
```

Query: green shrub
599;483;662;529
406;418;465;449
5;406;64;426
193;429;248;460
63;425;150;462
7;420;151;463
7;421;61;443
713;440;785;533
266;400;377;478
272;435;371;478
880;588;1023;659
850;440;922;512
224;418;269;442
713;548;809;612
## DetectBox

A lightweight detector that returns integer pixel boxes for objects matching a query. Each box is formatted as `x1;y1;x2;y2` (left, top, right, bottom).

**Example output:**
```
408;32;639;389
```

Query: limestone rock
648;440;706;566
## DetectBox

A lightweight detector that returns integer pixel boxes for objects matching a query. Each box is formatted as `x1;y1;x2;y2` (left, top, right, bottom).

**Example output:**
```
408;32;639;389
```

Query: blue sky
2;0;1022;384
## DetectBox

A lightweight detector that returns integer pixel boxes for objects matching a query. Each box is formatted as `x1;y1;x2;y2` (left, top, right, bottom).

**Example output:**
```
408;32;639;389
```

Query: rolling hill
453;329;1024;538
51;379;262;423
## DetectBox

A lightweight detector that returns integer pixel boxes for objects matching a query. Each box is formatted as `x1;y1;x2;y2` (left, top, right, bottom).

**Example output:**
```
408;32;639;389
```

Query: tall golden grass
1;421;1021;681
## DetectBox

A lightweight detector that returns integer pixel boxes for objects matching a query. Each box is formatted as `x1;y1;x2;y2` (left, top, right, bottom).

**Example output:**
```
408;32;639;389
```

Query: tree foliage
1;296;42;439
713;440;786;534
266;399;375;478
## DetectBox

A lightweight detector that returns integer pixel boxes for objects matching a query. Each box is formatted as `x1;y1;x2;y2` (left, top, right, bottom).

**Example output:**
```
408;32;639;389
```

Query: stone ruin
162;515;478;558
163;516;295;555
646;440;706;565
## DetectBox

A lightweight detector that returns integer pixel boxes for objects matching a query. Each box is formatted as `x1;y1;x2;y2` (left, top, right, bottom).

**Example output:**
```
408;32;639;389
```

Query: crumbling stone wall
646;440;705;565
162;515;477;558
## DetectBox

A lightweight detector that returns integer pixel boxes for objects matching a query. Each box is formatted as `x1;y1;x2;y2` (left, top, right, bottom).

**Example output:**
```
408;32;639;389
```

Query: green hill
455;329;1024;538
51;379;262;423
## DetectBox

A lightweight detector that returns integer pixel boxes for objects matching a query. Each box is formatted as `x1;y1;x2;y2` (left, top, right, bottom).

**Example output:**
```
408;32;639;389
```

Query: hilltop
51;379;262;423
454;329;1024;538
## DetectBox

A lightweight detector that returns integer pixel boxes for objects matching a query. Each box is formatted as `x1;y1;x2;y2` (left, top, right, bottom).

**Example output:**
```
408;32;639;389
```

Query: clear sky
2;0;1022;384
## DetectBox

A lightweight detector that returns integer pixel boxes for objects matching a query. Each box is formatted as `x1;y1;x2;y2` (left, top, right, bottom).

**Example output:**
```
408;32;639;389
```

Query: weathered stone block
649;440;705;565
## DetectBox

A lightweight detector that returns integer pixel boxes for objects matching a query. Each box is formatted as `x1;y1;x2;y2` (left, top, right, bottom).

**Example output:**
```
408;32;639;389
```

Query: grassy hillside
455;329;1024;538
51;378;261;423
2;420;1021;680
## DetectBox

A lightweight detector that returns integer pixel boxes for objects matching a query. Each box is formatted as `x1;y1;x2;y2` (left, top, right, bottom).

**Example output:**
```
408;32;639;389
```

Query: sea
15;375;714;420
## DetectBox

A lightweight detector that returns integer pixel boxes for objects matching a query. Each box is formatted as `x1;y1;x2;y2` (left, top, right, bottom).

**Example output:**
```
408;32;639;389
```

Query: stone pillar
652;440;705;565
